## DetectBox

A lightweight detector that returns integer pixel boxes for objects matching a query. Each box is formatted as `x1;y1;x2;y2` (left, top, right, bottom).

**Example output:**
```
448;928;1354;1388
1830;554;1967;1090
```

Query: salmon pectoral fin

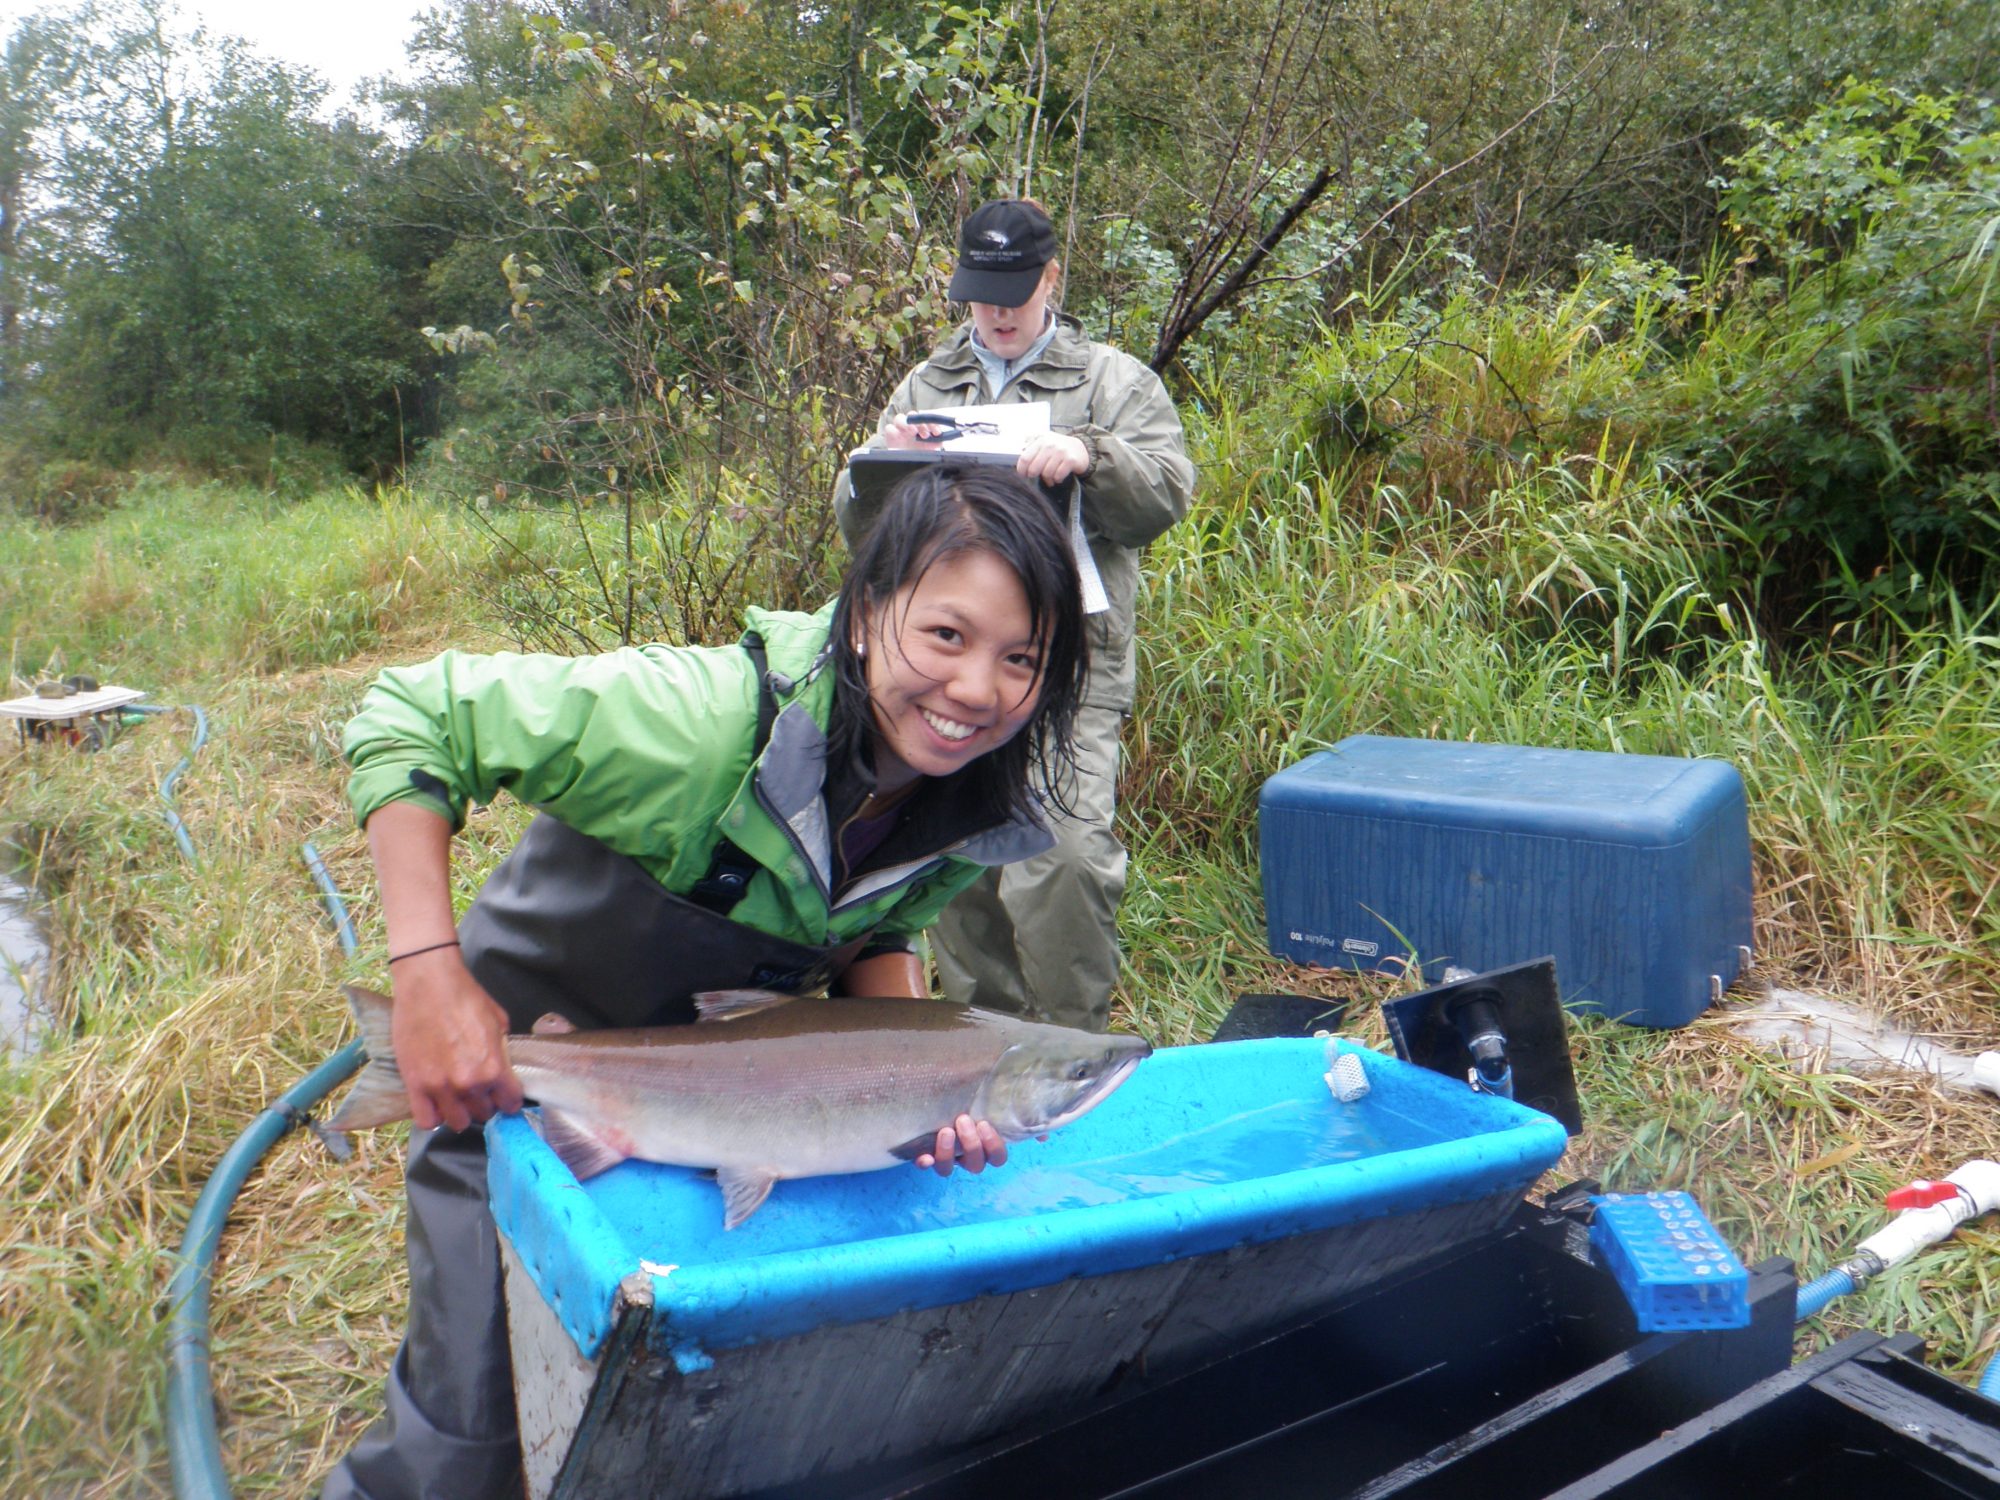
715;1166;779;1230
888;1131;944;1163
536;1108;630;1181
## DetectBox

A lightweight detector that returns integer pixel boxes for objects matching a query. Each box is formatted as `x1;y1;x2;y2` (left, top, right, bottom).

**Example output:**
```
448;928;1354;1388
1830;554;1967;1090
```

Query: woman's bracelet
388;938;460;965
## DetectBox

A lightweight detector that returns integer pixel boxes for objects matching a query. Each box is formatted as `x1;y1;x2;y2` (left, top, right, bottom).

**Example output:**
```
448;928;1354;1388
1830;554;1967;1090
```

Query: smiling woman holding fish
320;465;1097;1500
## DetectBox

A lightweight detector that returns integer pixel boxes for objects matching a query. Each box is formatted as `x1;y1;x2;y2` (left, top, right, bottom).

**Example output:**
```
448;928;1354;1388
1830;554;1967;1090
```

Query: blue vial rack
1589;1190;1750;1331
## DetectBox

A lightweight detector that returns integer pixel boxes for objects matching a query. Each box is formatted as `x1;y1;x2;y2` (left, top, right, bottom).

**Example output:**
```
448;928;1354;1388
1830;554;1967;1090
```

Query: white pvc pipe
1974;1052;2000;1098
1853;1160;2000;1271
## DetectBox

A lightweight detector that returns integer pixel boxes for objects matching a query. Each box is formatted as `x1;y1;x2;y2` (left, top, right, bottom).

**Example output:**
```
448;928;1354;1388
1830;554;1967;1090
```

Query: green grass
1;481;480;684
0;483;503;1494
3;329;1998;1494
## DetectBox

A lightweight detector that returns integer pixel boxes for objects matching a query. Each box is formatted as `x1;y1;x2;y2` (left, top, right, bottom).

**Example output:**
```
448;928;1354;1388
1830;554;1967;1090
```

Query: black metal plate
1381;956;1584;1135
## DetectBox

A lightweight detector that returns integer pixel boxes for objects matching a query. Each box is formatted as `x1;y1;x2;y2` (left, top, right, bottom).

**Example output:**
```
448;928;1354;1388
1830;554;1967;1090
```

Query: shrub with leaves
1658;83;2000;617
422;6;1085;647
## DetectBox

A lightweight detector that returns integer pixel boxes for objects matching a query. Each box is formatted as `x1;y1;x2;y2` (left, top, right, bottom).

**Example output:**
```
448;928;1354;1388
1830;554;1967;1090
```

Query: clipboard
842;447;1044;511
841;448;1107;614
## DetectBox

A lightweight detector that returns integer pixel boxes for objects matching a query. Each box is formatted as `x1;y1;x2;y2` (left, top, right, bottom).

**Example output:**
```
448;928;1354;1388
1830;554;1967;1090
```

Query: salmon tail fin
324;984;412;1135
715;1166;778;1229
536;1107;630;1181
692;988;800;1023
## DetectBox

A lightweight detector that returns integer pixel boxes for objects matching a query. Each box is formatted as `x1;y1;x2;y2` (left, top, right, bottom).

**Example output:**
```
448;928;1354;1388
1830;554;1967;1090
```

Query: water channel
0;866;52;1057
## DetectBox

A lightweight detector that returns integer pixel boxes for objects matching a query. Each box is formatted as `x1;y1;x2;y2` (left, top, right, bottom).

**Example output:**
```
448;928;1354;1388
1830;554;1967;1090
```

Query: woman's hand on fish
389;950;525;1133
364;802;524;1132
914;1114;1008;1177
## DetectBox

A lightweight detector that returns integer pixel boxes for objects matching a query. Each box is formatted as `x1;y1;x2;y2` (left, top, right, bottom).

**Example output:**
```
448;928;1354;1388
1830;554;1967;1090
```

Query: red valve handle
1886;1180;1961;1211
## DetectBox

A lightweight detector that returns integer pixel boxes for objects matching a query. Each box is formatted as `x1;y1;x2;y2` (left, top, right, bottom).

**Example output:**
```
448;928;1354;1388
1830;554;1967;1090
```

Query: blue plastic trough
487;1037;1571;1499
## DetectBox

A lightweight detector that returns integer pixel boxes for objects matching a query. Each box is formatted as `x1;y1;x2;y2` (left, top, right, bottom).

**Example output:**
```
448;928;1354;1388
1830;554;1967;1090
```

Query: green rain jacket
834;314;1196;711
342;602;1053;955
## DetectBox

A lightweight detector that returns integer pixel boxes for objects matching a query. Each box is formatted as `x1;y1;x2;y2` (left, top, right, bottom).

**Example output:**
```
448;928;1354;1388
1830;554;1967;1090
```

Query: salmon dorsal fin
692;988;800;1023
536;1107;629;1181
715;1166;778;1229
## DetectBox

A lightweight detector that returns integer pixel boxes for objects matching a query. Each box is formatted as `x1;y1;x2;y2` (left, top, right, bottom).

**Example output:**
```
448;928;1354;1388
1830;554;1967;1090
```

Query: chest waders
320;645;866;1500
458;814;867;1031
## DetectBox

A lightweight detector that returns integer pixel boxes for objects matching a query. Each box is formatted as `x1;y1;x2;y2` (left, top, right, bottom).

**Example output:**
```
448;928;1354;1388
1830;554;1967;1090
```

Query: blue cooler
1259;735;1753;1027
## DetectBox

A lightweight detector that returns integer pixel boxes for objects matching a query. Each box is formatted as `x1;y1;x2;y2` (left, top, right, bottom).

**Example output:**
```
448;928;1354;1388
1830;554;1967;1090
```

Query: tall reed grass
1;485;496;1494
2;483;477;685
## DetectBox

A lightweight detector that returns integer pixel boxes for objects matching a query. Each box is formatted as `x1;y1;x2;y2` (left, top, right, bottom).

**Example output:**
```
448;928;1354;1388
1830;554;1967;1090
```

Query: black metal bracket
1382;956;1584;1135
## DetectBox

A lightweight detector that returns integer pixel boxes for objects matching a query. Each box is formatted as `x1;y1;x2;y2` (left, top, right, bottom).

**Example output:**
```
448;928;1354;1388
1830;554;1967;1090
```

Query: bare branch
1149;39;1621;371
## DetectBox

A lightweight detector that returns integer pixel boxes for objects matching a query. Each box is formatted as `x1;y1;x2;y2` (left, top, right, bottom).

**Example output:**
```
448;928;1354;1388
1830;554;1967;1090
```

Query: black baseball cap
948;200;1058;307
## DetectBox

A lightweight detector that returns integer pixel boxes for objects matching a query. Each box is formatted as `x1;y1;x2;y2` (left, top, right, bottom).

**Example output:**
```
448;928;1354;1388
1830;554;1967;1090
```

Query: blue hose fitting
1794;1266;1859;1323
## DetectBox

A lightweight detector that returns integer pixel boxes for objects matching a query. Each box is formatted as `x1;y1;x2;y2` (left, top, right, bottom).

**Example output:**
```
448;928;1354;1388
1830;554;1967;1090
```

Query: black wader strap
685;633;779;916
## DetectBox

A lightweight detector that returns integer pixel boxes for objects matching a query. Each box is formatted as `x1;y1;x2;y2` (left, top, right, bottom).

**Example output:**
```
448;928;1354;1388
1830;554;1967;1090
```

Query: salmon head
971;1029;1151;1141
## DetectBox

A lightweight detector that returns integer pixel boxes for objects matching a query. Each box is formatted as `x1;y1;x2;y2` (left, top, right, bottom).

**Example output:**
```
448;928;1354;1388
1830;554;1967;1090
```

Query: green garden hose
166;1037;365;1499
166;840;363;1499
127;703;209;865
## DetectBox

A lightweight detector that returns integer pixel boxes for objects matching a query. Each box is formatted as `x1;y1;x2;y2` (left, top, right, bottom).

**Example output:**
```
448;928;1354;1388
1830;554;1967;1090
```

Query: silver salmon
327;985;1150;1228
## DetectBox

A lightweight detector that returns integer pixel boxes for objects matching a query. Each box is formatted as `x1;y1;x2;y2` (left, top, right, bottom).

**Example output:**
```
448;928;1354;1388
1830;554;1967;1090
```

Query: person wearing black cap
834;197;1196;1033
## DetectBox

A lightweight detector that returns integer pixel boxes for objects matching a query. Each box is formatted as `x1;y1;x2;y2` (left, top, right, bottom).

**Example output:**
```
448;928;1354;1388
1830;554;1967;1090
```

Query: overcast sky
0;1;432;114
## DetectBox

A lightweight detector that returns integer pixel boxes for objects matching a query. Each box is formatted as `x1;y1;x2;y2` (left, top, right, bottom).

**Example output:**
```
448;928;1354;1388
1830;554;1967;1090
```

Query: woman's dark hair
827;465;1088;824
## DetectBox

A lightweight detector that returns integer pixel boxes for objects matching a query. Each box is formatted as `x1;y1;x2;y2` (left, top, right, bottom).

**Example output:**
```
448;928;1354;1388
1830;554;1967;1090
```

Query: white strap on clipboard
1065;486;1109;615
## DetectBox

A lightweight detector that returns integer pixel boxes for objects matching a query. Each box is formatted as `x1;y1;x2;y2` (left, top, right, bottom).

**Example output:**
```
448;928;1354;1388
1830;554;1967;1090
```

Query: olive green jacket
834;315;1196;709
342;603;1051;952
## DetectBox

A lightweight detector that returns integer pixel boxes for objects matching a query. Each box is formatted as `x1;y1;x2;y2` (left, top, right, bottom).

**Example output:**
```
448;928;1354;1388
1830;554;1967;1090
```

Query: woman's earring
853;637;867;659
